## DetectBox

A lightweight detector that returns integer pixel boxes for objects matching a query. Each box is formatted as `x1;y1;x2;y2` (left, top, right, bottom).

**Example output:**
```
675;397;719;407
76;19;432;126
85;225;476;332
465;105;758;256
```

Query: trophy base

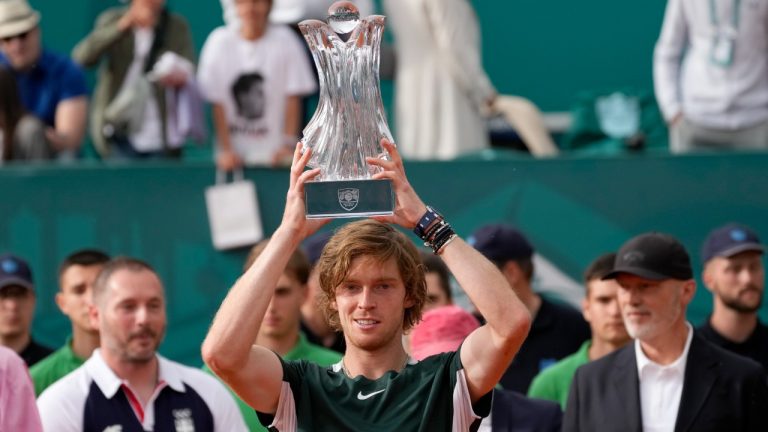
305;179;394;219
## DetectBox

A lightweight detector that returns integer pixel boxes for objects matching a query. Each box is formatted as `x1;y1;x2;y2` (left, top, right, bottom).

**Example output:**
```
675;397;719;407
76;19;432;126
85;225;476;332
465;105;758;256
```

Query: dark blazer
563;333;768;432
491;389;562;432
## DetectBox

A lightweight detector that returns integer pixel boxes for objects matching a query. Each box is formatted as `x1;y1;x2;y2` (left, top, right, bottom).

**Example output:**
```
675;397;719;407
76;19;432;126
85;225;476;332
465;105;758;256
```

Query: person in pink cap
410;305;563;432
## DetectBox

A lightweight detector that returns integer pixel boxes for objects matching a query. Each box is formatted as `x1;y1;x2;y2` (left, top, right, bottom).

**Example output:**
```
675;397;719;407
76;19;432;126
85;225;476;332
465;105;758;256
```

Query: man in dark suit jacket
563;232;768;432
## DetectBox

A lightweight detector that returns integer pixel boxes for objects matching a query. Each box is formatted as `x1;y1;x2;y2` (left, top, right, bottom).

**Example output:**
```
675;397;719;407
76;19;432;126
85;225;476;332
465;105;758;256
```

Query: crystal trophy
299;1;394;218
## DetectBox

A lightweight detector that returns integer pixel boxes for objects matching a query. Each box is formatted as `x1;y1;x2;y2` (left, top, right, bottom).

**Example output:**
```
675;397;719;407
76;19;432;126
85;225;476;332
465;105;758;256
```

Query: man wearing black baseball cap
468;223;590;393
0;253;52;366
563;232;767;432
697;223;767;369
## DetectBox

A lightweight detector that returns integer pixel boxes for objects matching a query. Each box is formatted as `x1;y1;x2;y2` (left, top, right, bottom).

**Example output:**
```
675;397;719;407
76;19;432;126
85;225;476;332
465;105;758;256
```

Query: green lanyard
709;0;741;30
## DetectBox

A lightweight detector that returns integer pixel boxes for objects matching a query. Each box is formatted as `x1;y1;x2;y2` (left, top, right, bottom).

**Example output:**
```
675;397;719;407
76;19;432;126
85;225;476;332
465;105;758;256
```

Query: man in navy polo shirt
0;0;87;157
37;257;247;431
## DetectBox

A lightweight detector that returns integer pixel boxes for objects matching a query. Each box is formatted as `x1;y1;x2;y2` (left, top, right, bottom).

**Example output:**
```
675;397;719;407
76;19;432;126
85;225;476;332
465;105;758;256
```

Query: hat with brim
0;276;33;291
0;0;40;40
701;223;765;263
602;232;693;281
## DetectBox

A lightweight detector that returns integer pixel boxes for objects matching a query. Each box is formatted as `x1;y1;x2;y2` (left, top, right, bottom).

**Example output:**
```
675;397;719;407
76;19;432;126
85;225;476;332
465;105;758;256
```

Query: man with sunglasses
0;0;88;158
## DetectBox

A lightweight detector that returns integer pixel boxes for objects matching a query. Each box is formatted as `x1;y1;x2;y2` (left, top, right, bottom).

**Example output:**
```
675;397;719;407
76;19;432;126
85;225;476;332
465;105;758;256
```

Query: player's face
94;269;166;364
424;272;450;312
583;279;629;346
332;256;412;352
705;252;764;313
0;285;35;339
616;274;689;342
260;273;306;340
57;264;103;334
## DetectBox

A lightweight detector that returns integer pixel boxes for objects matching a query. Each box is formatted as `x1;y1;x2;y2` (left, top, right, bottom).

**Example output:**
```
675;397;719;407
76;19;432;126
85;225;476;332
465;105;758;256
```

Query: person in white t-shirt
198;0;316;170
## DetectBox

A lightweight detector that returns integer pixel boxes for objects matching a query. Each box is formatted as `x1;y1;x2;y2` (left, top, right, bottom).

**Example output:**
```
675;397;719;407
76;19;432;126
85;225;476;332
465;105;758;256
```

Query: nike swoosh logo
357;389;386;400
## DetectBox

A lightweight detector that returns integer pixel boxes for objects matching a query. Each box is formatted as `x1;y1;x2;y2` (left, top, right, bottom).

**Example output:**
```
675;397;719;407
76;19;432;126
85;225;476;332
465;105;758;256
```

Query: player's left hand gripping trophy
299;1;395;218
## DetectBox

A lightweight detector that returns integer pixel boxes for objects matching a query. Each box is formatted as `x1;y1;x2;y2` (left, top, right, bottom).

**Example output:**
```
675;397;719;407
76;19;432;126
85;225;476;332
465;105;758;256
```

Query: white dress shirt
635;322;694;432
653;0;768;129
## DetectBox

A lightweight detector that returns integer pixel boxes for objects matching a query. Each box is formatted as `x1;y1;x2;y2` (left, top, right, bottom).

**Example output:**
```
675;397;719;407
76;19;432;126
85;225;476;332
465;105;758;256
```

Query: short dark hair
244;239;310;285
583;252;617;293
92;257;157;305
58;249;110;281
494;257;534;282
420;251;452;303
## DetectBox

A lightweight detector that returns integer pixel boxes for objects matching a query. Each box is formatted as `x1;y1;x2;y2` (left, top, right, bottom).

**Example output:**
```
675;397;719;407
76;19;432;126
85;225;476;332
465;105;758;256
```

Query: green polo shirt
29;336;87;396
205;332;342;431
527;340;591;409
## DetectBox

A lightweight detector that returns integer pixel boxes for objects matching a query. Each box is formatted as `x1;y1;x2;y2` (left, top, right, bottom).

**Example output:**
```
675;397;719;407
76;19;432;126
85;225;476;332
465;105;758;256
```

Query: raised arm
201;144;328;413
368;139;530;402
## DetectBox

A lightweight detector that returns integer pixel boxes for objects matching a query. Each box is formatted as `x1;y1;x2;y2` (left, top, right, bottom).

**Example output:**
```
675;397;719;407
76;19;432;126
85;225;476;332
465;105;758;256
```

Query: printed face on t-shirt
232;72;266;120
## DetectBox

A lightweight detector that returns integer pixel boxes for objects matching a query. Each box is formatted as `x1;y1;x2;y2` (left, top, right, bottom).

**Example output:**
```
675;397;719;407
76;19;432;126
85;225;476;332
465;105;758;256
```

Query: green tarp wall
2;153;766;366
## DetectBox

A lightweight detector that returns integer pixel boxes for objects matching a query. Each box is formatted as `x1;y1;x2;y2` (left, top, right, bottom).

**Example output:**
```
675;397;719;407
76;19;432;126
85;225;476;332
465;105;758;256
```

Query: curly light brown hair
316;220;427;332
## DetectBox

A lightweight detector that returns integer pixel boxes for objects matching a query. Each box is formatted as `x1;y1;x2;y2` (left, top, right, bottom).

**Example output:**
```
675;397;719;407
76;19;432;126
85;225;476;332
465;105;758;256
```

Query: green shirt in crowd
527;340;591;410
29;336;87;396
205;332;341;431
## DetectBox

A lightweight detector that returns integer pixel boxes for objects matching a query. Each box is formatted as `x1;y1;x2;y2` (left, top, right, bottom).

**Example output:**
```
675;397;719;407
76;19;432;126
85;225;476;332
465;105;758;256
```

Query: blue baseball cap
701;223;764;263
0;254;34;291
467;224;534;262
302;231;333;266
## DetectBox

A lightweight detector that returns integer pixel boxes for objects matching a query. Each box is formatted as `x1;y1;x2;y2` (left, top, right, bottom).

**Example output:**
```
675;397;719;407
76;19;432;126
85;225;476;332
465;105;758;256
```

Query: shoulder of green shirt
286;333;342;366
29;340;85;396
527;340;591;402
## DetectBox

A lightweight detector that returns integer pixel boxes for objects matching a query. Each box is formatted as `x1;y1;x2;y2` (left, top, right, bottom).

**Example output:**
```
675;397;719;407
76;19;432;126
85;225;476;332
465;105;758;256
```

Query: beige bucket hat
0;0;40;40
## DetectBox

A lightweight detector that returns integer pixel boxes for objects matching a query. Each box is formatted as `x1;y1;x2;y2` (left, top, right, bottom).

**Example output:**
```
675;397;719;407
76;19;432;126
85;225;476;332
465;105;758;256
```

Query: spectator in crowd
202;140;531;430
468;224;590;393
528;252;631;409
0;66;50;162
300;230;345;353
383;0;495;160
0;253;52;366
698;223;768;369
0;0;88;159
383;0;557;160
37;257;247;431
30;249;110;396
410;305;562;432
206;239;340;430
563;233;768;431
654;0;768;152
198;0;316;170
420;251;453;311
0;345;42;432
72;0;196;159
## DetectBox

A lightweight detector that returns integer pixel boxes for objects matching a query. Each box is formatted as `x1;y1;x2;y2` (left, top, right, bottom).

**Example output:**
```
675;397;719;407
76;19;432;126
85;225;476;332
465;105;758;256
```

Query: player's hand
366;138;427;229
280;143;330;238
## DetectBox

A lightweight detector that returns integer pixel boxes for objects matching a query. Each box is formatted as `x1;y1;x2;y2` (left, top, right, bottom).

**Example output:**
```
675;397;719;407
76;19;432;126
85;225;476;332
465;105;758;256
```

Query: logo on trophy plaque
299;1;395;218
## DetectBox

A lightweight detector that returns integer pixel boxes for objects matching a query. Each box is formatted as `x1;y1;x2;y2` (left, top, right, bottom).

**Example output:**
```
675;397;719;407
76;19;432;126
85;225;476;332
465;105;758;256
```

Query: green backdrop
2;153;767;366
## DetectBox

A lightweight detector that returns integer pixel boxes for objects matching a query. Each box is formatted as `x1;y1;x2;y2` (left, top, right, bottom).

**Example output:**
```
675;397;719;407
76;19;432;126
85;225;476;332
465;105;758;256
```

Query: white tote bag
205;169;263;250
